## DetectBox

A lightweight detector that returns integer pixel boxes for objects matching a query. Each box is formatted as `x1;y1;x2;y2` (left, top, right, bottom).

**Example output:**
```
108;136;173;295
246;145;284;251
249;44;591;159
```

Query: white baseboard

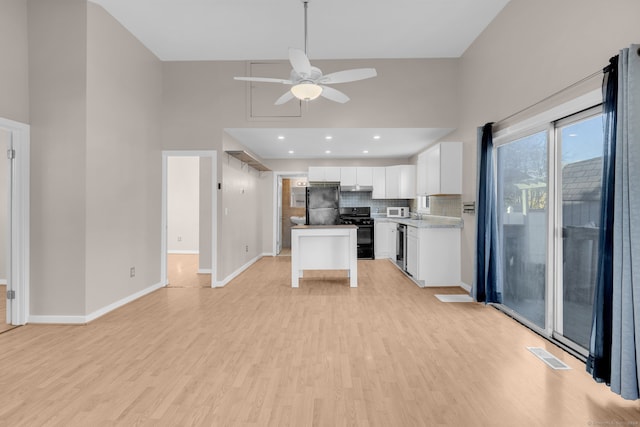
197;268;212;274
85;281;165;323
29;281;165;325
215;254;263;287
460;282;472;293
29;314;88;325
168;250;199;255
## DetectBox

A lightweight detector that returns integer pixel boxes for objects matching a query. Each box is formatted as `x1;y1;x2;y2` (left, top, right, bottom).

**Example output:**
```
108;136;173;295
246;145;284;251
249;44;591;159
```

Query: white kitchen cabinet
375;220;400;260
356;167;373;186
308;166;341;182
340;167;373;188
417;142;462;195
372;167;386;199
386;165;416;199
406;225;461;287
388;223;397;260
406;227;418;277
374;221;389;259
340;167;357;186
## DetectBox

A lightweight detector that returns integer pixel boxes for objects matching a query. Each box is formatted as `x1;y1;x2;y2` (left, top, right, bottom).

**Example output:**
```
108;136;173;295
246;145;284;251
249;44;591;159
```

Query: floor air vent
527;347;571;370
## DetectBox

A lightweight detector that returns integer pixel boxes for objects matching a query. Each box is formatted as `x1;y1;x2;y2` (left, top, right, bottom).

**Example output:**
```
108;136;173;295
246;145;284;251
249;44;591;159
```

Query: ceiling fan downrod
303;0;309;56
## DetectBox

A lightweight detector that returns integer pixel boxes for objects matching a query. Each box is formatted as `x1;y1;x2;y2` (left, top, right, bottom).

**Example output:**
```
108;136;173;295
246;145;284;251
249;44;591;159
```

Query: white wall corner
460;282;472;293
29;281;165;324
85;281;165;323
215;254;263;288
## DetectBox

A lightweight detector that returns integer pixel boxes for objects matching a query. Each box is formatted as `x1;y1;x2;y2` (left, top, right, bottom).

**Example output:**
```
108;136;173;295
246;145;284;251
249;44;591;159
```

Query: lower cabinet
406;225;461;287
375;221;396;259
406;227;418;277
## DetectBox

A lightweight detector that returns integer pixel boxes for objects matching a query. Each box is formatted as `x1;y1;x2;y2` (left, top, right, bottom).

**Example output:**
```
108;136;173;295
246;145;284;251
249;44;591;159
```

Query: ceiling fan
233;0;377;105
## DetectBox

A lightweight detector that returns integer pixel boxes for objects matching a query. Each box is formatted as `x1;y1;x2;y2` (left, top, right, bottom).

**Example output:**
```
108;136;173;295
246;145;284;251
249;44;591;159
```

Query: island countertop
292;224;358;229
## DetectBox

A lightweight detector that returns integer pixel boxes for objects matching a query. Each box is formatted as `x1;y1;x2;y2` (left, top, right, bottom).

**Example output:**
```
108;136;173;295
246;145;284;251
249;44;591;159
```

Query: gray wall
85;2;163;314
24;0;163;317
28;0;89;316
451;0;640;287
0;0;29;124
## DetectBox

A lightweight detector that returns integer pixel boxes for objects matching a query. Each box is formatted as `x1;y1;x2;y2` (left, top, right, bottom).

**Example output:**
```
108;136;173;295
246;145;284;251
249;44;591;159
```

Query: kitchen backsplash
340;191;410;214
429;195;462;217
339;191;462;217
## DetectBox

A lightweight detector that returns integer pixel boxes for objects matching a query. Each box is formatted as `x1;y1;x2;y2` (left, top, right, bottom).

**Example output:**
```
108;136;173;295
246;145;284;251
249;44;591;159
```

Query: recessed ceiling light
363;150;369;154
288;150;294;154
325;150;331;154
325;136;333;140
277;135;285;140
568;133;578;137
373;135;381;140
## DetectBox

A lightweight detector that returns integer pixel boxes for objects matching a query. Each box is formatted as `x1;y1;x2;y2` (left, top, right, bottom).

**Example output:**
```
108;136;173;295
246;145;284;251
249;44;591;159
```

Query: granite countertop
374;215;464;229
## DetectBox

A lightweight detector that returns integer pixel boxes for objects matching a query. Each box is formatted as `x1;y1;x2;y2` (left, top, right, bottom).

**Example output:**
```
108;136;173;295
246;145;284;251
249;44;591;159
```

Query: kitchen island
291;225;358;288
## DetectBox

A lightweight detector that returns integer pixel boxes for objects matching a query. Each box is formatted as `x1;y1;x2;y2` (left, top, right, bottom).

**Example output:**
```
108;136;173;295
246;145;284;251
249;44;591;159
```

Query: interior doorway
274;173;307;256
161;151;218;288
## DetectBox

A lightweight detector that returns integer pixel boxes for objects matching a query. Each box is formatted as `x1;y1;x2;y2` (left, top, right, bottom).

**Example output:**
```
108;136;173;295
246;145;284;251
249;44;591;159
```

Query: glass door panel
558;114;604;349
497;131;548;328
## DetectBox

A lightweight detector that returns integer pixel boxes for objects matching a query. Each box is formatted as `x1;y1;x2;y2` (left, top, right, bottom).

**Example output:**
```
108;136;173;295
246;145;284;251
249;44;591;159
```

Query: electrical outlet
130;267;135;278
245;245;248;252
177;236;182;242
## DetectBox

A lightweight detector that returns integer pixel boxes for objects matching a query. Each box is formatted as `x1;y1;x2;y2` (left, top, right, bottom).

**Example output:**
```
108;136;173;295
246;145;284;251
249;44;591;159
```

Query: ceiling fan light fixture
291;83;323;101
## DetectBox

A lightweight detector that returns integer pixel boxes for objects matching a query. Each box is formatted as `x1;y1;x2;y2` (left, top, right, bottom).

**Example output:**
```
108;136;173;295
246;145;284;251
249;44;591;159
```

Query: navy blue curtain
474;123;503;303
586;56;618;385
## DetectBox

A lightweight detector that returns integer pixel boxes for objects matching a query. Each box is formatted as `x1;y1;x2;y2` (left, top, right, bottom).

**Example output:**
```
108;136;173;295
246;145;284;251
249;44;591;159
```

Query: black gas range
339;207;374;259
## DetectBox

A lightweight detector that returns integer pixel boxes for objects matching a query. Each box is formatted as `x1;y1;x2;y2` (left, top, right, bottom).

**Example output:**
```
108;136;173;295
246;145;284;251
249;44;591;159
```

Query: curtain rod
494;68;604;127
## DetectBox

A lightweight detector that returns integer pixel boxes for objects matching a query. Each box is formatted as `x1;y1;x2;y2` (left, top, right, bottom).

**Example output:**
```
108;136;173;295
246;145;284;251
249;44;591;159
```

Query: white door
0;117;30;326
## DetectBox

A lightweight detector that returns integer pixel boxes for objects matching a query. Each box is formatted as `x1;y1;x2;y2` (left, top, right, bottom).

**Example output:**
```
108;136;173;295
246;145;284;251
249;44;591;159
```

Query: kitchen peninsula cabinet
376;217;462;287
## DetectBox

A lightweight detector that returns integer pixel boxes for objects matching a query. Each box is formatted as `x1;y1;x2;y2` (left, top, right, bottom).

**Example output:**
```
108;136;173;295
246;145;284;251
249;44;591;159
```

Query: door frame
0;117;30;326
271;171;307;255
161;150;218;287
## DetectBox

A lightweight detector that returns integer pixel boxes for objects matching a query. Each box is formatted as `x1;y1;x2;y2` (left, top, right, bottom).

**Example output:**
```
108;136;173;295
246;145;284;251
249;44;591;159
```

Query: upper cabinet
372;167;386;199
416;142;462;196
308;166;341;182
309;165;414;199
385;165;416;199
340;167;373;187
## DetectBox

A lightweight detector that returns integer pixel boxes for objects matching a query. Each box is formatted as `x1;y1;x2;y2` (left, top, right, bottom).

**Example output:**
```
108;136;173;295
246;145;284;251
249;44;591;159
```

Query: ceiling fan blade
319;68;377;84
274;90;295;105
319;86;350;104
289;48;312;78
234;76;293;84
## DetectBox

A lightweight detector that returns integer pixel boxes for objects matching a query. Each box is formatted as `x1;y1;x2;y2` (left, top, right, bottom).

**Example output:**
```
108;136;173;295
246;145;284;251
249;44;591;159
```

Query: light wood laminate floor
167;253;211;288
0;258;638;426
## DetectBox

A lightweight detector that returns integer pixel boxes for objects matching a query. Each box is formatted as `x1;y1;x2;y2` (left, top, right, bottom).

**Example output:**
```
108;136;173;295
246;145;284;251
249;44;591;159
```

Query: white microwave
387;207;410;218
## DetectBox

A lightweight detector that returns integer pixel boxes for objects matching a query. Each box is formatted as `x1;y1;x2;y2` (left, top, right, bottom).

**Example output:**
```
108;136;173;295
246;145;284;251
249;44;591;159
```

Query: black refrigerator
305;185;340;225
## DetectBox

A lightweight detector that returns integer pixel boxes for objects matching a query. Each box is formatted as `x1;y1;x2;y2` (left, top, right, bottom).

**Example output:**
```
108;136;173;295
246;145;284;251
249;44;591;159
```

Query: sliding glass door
493;106;604;356
496;130;548;329
555;111;604;351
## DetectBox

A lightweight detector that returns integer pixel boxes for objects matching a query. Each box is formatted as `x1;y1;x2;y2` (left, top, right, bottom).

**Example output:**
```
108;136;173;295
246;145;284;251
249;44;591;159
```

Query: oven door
356;224;374;259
